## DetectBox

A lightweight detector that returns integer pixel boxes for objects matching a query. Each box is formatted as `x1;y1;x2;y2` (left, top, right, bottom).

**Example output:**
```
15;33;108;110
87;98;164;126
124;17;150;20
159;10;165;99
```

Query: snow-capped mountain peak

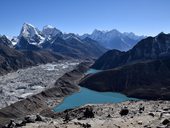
19;23;45;44
20;23;38;37
123;32;145;40
42;25;62;38
80;29;145;51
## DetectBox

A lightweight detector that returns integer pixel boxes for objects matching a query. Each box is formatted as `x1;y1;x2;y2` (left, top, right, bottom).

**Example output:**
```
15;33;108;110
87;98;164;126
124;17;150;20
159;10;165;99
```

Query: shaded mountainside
41;36;107;59
15;36;41;51
80;58;170;100
92;33;170;70
0;36;64;75
0;62;92;127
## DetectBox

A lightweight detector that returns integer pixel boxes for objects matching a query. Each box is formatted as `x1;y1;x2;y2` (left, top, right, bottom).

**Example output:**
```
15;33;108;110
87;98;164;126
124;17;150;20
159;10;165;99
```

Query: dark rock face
15;36;41;51
80;58;170;100
91;49;126;69
0;36;13;47
92;33;170;70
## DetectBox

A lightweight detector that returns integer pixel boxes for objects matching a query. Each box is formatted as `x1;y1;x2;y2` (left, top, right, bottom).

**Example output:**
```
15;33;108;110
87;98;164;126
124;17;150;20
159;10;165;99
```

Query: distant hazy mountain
80;29;145;51
92;32;170;70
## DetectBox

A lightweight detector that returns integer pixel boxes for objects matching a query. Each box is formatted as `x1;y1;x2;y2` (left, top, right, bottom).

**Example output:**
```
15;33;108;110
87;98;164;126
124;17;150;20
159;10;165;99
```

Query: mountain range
10;23;145;52
80;32;170;100
80;29;145;51
12;23;107;59
91;32;170;70
0;23;145;75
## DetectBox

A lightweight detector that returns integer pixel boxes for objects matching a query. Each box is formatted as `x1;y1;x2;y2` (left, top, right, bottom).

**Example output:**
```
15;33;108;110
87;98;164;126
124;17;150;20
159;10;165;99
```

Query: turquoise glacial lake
84;68;101;75
54;69;137;112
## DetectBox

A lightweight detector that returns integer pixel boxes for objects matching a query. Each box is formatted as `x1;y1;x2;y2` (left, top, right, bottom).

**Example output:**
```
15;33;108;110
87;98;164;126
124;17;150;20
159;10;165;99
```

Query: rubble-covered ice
0;60;79;109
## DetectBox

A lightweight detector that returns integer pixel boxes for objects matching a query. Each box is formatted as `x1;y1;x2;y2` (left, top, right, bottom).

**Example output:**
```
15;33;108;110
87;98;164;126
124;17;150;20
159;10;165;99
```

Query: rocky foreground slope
4;100;170;128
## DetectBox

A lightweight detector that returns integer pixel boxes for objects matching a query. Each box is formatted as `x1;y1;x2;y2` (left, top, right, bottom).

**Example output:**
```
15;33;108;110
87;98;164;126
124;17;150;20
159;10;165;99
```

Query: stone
84;107;94;118
107;114;112;118
138;121;143;125
148;112;155;117
119;107;129;116
7;119;16;128
24;115;36;123
35;115;45;122
82;123;91;128
139;104;145;113
162;119;170;125
64;112;70;122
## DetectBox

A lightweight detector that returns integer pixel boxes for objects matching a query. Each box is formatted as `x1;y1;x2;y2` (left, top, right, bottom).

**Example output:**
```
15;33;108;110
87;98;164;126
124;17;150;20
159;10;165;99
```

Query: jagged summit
43;25;55;29
19;23;44;44
20;23;39;37
42;25;62;38
0;35;13;47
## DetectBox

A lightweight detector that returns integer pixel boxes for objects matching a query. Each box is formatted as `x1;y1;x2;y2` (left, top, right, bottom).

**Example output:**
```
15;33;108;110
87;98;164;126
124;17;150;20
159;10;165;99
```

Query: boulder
120;107;129;116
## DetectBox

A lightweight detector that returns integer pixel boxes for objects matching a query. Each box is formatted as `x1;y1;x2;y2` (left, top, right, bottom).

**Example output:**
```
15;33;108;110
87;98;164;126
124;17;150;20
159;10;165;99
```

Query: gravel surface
0;60;79;109
19;100;170;128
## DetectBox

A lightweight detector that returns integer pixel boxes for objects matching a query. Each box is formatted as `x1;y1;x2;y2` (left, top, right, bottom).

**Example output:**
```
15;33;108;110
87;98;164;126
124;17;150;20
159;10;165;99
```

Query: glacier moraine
0;60;79;109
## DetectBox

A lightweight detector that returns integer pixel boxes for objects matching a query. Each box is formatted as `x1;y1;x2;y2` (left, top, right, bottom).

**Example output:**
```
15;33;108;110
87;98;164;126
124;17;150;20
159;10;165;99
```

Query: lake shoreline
53;86;138;112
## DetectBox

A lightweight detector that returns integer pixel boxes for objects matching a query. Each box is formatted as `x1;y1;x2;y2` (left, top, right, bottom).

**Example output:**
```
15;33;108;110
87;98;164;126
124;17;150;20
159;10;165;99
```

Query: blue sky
0;0;170;36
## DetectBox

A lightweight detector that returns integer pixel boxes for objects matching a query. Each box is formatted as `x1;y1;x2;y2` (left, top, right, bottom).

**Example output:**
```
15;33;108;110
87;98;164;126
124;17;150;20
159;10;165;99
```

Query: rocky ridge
92;32;170;70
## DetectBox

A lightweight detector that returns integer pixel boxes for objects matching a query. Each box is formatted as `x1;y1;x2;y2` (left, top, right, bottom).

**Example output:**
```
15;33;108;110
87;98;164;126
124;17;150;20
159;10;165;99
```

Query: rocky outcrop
0;62;92;127
80;58;170;100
